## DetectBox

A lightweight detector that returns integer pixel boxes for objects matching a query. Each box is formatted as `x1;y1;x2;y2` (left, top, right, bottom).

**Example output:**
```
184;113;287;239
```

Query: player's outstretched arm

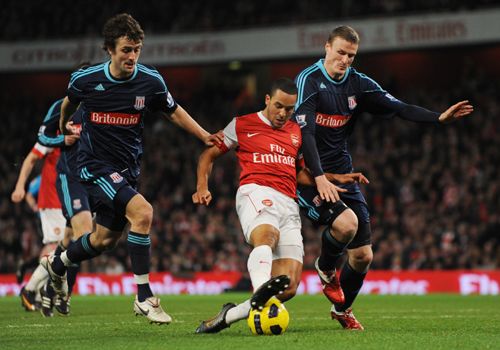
438;100;474;123
325;172;370;185
192;146;225;206
11;152;40;203
60;97;78;134
168;105;223;146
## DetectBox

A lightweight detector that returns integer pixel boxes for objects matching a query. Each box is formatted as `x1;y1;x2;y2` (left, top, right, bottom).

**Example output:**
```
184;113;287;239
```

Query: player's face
108;36;143;78
324;37;358;80
264;89;297;129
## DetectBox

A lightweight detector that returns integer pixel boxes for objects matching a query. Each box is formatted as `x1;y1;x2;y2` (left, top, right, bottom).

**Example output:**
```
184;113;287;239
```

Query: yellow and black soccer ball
247;297;289;335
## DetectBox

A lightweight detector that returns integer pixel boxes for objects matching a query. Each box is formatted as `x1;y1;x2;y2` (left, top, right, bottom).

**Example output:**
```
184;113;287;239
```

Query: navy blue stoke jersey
56;106;85;178
37;98;65;148
67;62;177;180
293;59;434;185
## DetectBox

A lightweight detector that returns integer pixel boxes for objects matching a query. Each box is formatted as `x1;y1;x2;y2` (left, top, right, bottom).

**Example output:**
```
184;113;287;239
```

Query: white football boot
134;296;172;324
40;254;68;299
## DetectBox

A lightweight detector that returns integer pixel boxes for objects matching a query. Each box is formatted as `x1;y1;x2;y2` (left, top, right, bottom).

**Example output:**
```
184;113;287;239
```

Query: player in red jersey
193;78;367;333
11;141;76;312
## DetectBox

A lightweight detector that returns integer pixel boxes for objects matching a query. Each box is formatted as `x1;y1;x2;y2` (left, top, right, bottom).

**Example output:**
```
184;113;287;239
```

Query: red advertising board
1;270;498;297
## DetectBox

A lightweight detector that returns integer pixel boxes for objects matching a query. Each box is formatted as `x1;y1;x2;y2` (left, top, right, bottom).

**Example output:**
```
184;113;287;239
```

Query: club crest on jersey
262;199;273;207
348;95;357;110
290;134;300;147
134;96;145;110
73;199;82;210
110;172;124;184
295;114;307;128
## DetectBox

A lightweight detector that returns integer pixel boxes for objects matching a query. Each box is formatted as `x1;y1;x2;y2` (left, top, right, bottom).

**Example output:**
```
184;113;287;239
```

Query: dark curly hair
102;13;145;52
270;77;297;97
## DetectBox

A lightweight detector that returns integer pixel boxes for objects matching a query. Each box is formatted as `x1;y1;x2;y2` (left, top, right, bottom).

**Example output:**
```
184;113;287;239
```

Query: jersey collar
104;61;138;83
257;111;272;126
316;59;350;85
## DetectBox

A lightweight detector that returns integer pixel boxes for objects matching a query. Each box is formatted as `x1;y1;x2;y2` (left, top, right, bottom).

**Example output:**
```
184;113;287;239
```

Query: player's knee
250;225;280;250
331;208;358;242
350;249;373;270
129;201;153;228
71;212;93;237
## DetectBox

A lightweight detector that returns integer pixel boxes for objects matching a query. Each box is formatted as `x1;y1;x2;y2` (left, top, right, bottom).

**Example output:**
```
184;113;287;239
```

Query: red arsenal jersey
31;143;61;209
219;112;302;199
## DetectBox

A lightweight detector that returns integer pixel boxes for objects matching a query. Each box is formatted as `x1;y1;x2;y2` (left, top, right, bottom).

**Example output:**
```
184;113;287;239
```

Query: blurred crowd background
0;0;498;275
1;0;499;40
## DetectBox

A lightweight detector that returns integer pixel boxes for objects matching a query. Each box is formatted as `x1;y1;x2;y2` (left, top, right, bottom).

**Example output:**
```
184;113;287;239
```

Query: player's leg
122;192;171;325
195;223;285;334
67;211;93;287
23;243;56;292
195;185;289;333
234;185;291;309
50;216;90;316
64;210;93;295
329;244;371;330
21;258;51;312
297;186;357;304
272;257;302;302
271;201;304;303
56;174;94;308
43;178;97;300
331;199;372;330
42;223;120;298
33;209;66;291
45;224;74;317
342;244;372;309
218;256;302;332
124;193;154;302
51;175;94;315
43;170;129;298
21;208;64;312
316;206;358;305
247;224;290;310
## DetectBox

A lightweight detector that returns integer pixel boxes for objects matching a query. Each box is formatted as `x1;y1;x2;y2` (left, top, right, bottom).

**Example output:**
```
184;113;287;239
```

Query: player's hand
204;130;224;147
65;121;81;136
438;100;474;123
64;134;80;146
28;203;39;212
192;189;212;206
327;172;370;184
11;188;25;203
315;175;340;202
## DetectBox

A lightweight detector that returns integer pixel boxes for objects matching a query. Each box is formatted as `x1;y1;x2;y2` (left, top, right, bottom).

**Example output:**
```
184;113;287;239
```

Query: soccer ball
247;297;289;335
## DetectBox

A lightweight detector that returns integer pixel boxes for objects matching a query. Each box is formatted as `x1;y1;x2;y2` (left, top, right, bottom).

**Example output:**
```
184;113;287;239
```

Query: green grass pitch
0;294;498;350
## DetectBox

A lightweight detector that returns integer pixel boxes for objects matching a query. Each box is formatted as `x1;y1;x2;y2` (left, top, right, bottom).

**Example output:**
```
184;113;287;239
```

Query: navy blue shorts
56;173;91;221
297;185;372;249
80;166;138;232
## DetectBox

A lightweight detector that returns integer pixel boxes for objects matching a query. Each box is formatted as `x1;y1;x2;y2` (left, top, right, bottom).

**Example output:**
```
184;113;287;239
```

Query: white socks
225;299;251;324
247;245;272;291
25;264;49;291
224;245;273;325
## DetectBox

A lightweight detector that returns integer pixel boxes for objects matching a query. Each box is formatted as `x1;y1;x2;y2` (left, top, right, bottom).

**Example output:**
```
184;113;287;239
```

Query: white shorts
39;208;66;244
236;184;304;262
